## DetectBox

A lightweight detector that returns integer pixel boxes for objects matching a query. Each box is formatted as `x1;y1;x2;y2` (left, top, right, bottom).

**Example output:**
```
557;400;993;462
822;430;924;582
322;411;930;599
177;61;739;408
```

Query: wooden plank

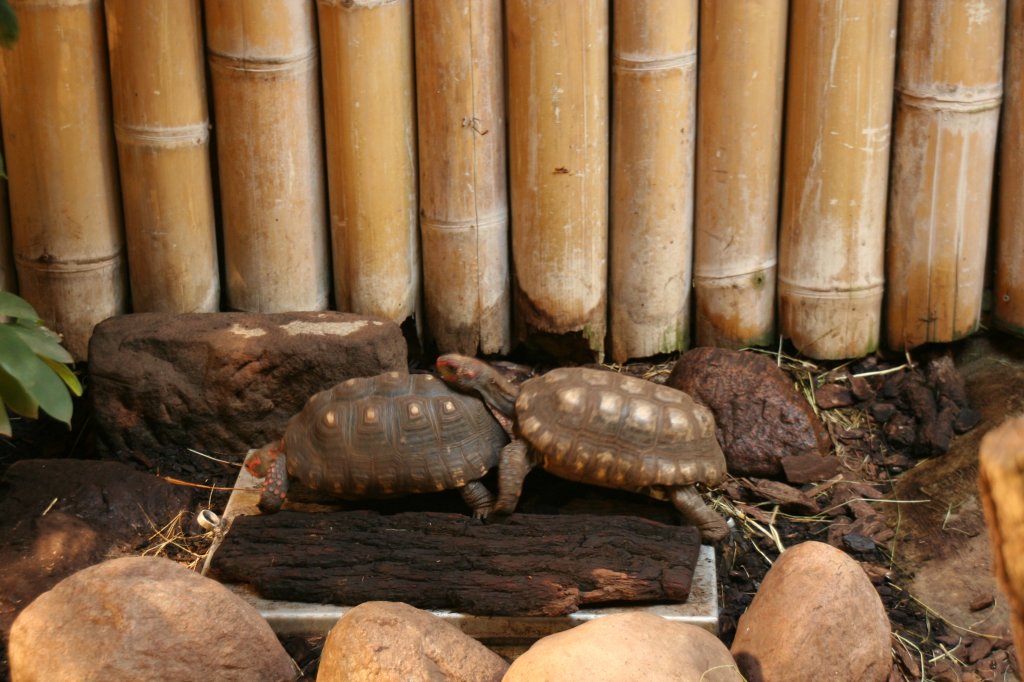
210;511;701;617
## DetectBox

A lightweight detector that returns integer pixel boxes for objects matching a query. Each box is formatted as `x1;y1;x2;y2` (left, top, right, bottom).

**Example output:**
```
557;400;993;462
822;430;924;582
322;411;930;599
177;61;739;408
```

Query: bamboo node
114;122;210;148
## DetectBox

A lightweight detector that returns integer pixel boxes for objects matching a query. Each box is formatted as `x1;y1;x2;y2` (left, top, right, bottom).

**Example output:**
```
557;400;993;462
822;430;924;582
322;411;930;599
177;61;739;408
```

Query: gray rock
89;311;407;473
504;612;742;681
667;347;831;479
316;601;507;682
8;556;297;682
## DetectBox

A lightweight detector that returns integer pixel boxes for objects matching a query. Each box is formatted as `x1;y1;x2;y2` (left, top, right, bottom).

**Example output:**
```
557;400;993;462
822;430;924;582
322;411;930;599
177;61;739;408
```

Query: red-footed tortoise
245;371;508;517
436;355;730;541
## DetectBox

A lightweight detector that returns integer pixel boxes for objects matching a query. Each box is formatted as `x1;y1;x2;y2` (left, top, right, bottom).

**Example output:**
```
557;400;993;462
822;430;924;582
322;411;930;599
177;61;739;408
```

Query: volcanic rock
668;347;830;479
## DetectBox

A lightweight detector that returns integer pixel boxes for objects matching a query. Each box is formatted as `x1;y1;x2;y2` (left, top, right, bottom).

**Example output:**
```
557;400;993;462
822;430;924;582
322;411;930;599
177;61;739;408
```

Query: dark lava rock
841;533;876;554
89;312;407;474
667;347;830;479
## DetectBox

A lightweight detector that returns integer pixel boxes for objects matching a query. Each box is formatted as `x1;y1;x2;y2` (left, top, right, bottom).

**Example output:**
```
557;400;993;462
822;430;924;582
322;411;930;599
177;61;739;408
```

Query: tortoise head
244;440;283;478
436;354;519;418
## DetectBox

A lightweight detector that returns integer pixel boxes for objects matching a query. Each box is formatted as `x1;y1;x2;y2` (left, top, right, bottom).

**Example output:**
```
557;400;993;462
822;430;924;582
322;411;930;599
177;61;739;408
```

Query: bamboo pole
507;0;609;359
997;0;1024;337
414;0;510;355
205;0;329;312
0;0;126;359
778;0;898;360
0;170;12;292
978;415;1024;667
106;0;219;313
693;0;787;350
608;0;696;363
886;0;1004;351
317;0;420;325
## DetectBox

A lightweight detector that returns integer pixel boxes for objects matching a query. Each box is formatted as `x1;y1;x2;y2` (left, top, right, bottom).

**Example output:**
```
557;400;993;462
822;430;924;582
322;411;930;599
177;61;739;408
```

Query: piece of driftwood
210;511;701;617
978;416;1024;666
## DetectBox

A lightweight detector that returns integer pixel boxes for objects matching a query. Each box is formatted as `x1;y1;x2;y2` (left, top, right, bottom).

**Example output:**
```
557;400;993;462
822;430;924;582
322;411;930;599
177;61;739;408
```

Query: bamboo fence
886;0;1004;351
693;0;787;350
0;2;1021;362
205;0;329;312
998;0;1024;336
778;0;898;360
507;0;609;358
608;0;697;364
0;171;11;293
106;0;219;314
0;0;126;360
414;0;510;356
318;0;420;326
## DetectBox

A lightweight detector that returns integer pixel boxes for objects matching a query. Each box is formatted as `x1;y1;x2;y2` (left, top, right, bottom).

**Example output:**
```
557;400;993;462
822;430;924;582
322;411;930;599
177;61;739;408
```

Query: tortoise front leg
669;485;730;542
256;451;289;514
493;439;534;516
459;480;496;519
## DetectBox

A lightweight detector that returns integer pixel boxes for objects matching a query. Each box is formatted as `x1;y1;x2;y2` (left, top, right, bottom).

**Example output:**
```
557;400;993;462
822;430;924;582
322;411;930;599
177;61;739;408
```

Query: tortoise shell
282;371;507;498
514;367;726;489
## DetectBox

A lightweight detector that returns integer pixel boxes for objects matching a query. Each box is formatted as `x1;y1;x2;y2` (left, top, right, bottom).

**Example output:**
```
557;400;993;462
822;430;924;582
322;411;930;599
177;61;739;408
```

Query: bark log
210;511;701;617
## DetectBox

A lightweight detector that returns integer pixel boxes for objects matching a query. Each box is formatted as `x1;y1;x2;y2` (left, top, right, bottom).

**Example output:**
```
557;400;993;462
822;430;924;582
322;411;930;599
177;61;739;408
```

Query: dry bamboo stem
997;0;1024;337
106;0;219;313
205;0;329;312
414;0;510;355
886;0;1004;351
0;170;12;292
318;0;420;325
608;0;696;363
693;0;787;350
778;0;898;360
0;0;126;359
978;415;1024;667
507;0;610;359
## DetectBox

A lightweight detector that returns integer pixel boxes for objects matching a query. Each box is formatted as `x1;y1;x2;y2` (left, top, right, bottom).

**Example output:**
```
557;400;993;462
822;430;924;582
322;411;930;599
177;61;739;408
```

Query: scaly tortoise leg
460;480;496;519
252;446;288;514
493;439;533;516
670;485;730;542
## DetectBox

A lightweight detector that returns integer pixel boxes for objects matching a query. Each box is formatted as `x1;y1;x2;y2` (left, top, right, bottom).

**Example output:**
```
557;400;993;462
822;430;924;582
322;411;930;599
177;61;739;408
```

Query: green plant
0;291;82;437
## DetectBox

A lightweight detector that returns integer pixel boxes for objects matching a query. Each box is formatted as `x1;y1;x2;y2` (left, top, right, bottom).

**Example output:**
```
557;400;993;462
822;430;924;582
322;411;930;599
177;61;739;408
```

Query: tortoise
244;371;508;517
436;354;730;541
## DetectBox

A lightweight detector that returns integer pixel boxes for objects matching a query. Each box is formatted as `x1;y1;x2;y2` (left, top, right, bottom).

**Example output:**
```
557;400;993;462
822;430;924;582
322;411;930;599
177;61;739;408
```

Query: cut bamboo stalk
414;0;510;355
106;0;219;313
0;0;126;359
693;0;787;350
507;0;610;359
778;0;898;360
0;169;12;293
996;0;1024;337
317;0;420;325
886;0;1004;351
205;0;329;312
978;415;1024;667
608;0;696;363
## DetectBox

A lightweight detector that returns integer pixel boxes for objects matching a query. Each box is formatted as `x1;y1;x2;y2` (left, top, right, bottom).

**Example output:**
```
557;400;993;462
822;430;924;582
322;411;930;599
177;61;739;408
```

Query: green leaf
0;393;11;437
0;326;72;425
0;291;41;321
0;0;19;48
11;320;73;363
41;356;82;397
0;365;37;418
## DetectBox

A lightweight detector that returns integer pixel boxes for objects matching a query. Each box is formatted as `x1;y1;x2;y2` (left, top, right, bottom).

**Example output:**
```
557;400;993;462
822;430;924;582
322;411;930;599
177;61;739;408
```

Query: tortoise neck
478;368;519;418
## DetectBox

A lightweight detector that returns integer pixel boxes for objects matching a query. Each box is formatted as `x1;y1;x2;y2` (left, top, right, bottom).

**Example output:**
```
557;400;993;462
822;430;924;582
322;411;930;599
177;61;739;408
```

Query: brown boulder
8;556;297;682
89;311;407;474
667;347;831;479
316;601;507;682
731;541;891;682
504;613;742;681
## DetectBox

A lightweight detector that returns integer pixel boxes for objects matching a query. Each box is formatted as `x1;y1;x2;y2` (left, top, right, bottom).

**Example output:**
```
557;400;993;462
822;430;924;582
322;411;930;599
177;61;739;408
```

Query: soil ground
1;331;1022;681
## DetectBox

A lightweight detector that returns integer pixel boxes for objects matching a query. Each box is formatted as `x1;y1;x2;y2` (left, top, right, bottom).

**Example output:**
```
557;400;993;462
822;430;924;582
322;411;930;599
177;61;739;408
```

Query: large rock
0;460;192;638
730;541;891;682
668;347;831;478
89;312;407;473
8;556;297;682
316;601;507;682
504;613;742;682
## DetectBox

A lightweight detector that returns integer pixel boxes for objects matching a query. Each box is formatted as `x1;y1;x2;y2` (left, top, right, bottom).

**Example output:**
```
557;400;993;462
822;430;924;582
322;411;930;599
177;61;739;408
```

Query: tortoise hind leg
670;485;730;542
459;480;496;519
493;439;534;516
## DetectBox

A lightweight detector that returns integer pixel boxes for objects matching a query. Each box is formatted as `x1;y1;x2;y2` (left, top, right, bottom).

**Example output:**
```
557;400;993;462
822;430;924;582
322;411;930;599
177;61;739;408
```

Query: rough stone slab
88;312;407;473
209;510;702;617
